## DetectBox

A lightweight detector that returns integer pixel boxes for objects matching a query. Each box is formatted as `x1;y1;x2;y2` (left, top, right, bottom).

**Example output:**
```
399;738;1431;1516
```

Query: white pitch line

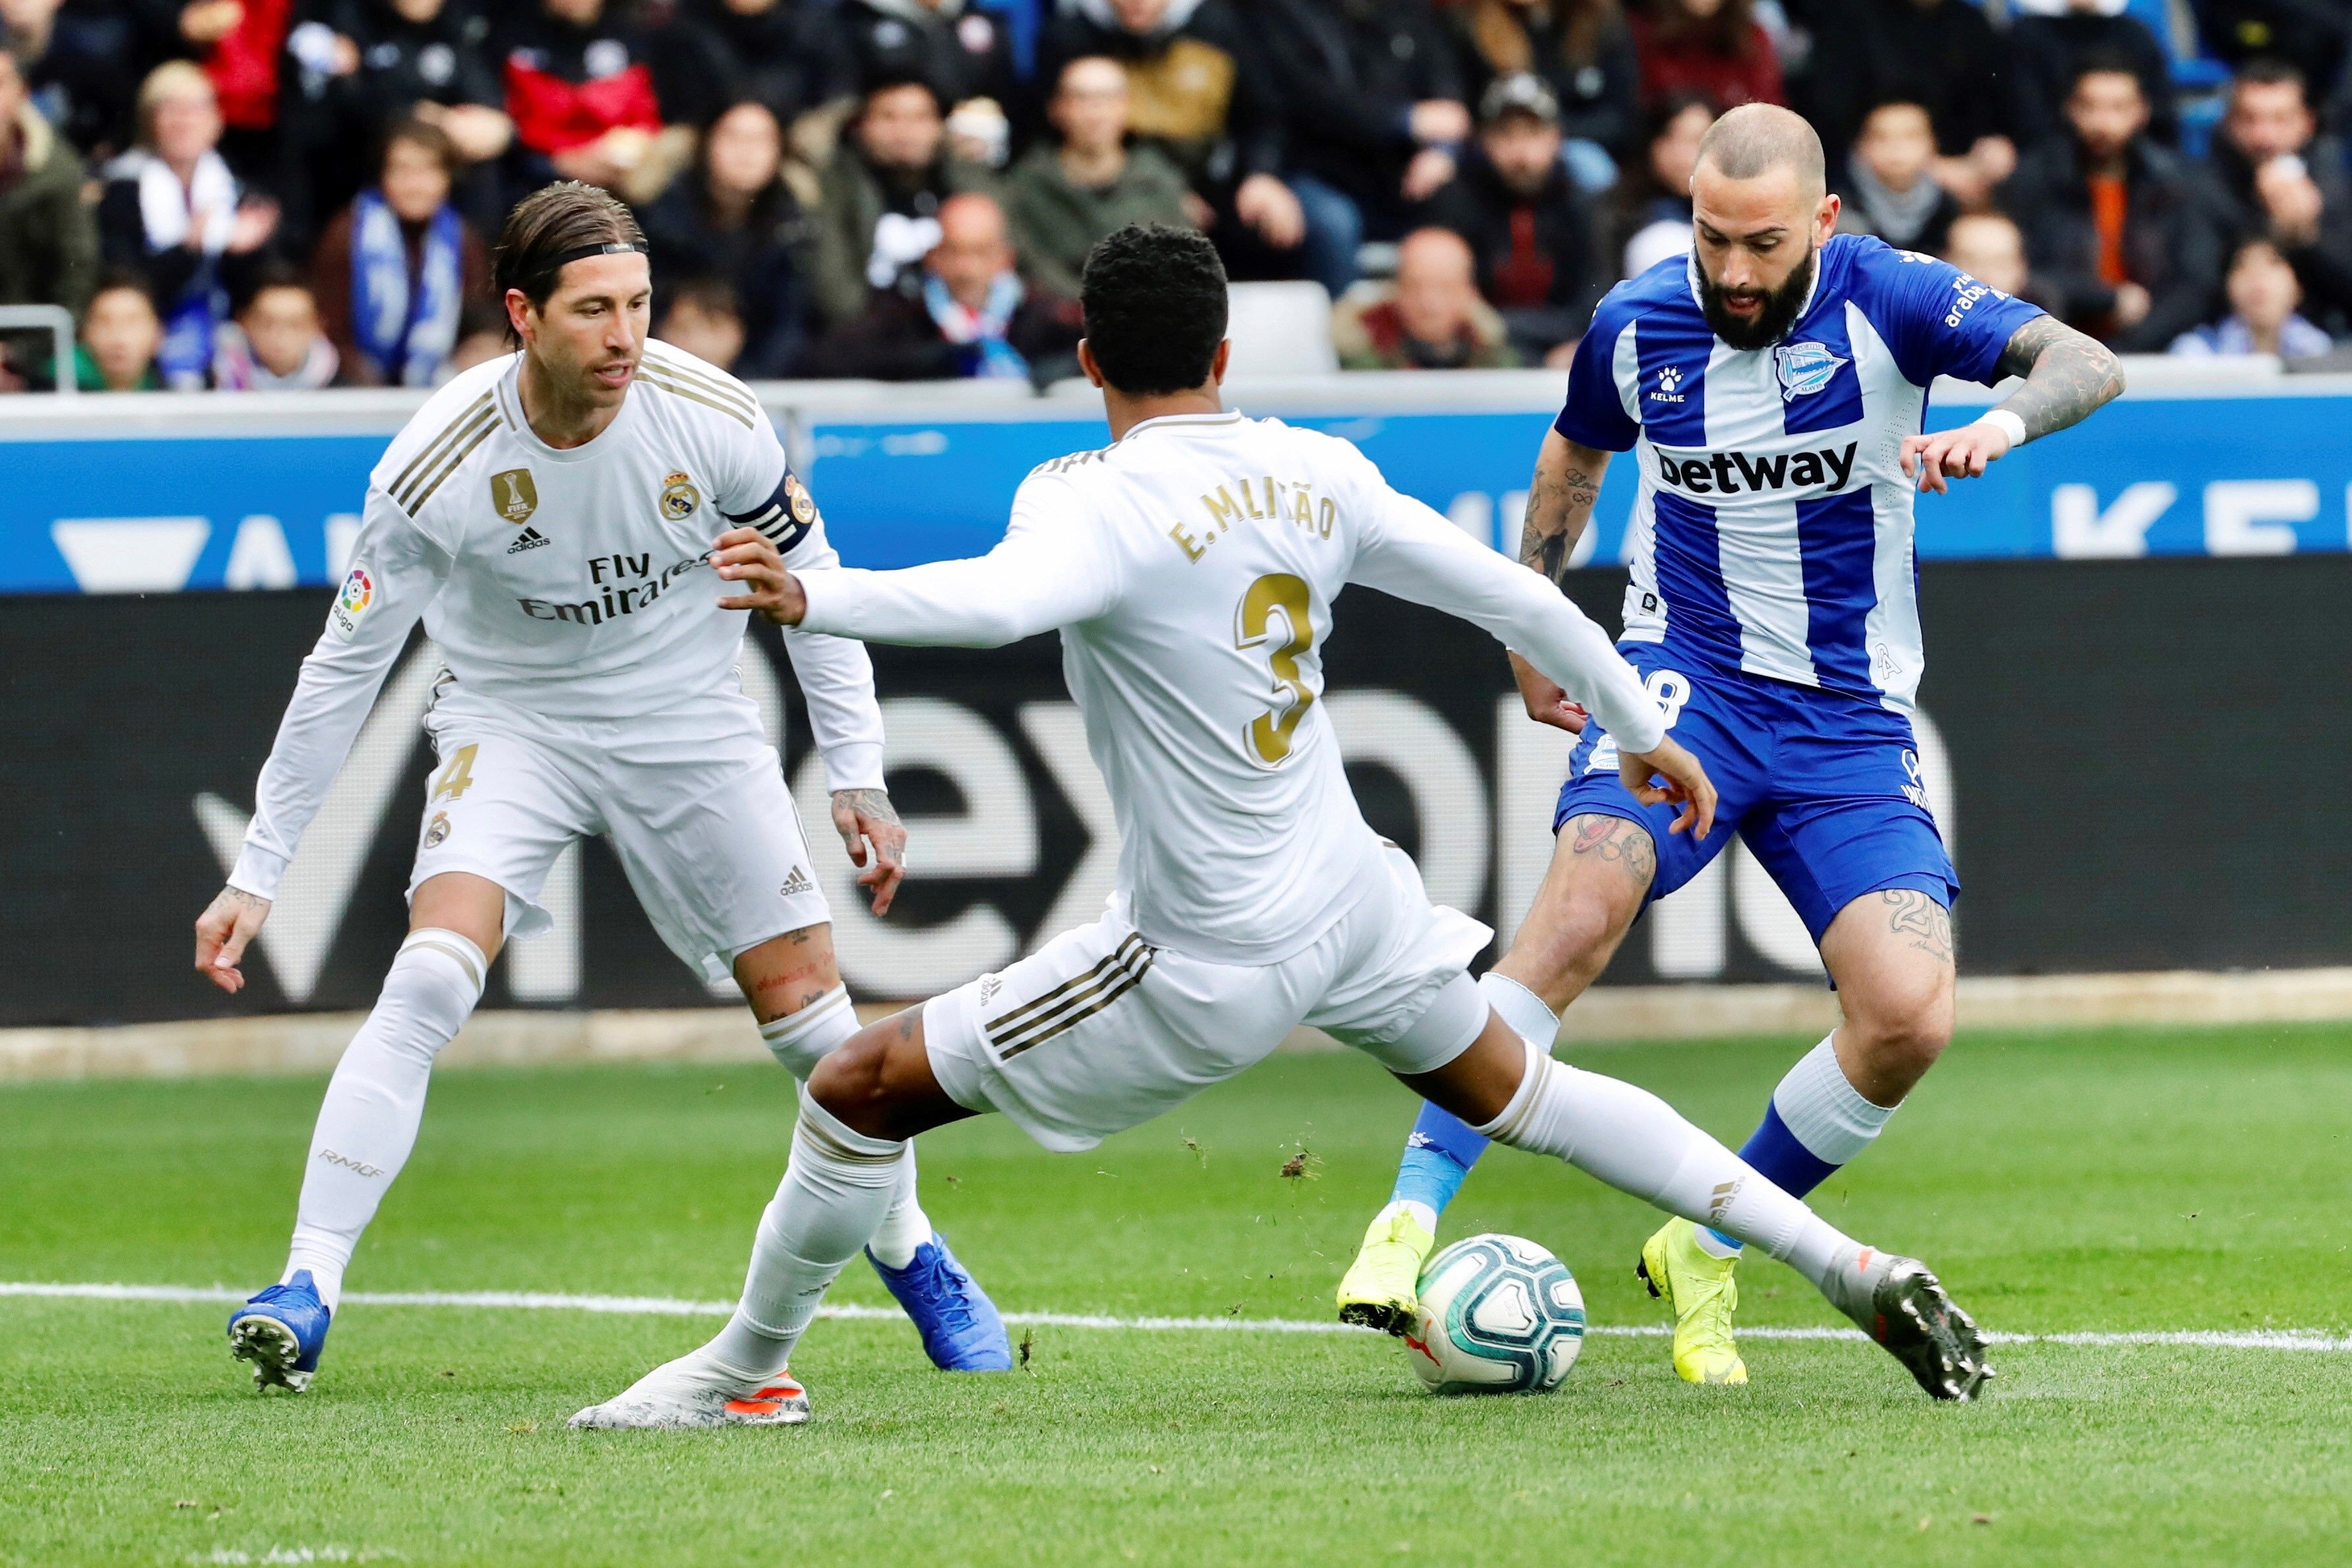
5;1280;2351;1352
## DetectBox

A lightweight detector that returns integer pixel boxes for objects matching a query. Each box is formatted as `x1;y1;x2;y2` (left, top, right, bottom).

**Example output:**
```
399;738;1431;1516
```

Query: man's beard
1698;245;1818;351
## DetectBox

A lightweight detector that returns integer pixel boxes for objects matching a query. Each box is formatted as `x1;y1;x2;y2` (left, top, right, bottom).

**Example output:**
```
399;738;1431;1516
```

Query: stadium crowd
3;0;2349;391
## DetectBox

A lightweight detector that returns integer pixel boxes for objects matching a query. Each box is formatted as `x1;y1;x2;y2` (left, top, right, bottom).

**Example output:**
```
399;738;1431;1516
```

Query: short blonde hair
136;59;216;148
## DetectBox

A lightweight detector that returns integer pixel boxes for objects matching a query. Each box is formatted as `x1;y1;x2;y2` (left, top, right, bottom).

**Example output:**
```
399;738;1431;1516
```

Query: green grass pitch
4;1022;2350;1565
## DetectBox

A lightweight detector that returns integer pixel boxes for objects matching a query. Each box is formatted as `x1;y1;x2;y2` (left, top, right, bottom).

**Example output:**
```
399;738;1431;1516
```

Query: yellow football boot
1637;1217;1749;1385
1335;1203;1437;1335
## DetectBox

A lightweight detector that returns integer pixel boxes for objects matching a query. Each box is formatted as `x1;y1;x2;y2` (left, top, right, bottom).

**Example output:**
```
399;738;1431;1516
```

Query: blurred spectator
1792;0;2014;208
311;118;488;387
4;0;135;158
2191;0;2347;100
448;295;508;372
98;60;280;388
809;76;994;329
637;98;810;377
799;189;1081;381
1944;209;2036;299
2000;57;2221;352
74;271;164;389
1334;226;1520;368
276;0;511;248
691;0;856;131
1256;0;1471;297
1626;0;1780;113
1422;73;1605;363
2206;61;2352;334
1610;88;1711;276
1036;0;1300;276
492;0;706;204
837;1;1016;111
185;0;293;190
212;268;340;387
1835;100;1959;254
0;40;99;339
2171;235;2336;357
2006;0;2175;150
1005;55;1192;299
654;274;747;369
1449;0;1641;170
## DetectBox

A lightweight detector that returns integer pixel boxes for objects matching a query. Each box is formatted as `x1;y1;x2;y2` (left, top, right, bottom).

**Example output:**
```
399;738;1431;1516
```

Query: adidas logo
779;866;812;896
507;527;550;554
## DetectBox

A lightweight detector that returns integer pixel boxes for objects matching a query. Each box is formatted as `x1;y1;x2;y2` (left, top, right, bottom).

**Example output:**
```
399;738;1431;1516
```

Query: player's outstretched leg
1413;1017;1990;1400
757;988;1011;1371
230;925;489;1391
575;1011;970;1429
1335;976;1552;1331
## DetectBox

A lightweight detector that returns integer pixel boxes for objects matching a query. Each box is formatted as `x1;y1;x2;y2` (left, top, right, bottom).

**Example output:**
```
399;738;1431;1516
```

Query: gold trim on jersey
393;399;499;517
640;346;762;422
637;366;759;428
388;392;496;513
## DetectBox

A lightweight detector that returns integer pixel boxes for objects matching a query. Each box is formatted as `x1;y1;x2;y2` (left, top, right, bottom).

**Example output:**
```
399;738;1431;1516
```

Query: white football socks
707;1089;908;1379
1774;1032;1898;1166
282;928;486;1311
1474;1040;1851;1288
1478;971;1560;1051
757;985;930;1269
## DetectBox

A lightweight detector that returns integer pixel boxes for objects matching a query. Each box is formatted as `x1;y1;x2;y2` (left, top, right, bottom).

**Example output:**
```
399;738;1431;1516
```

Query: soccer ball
1405;1234;1585;1395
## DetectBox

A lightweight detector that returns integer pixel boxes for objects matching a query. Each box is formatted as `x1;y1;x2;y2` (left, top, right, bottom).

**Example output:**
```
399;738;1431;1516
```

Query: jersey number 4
1235;573;1318;768
429;744;481;803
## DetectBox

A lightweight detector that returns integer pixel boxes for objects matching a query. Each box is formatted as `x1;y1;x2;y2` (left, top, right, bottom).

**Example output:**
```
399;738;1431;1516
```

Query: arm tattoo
1880;889;1954;964
226;889;269;910
1519;442;1605;592
831;787;899;827
1990;316;2124;443
1566;813;1657;891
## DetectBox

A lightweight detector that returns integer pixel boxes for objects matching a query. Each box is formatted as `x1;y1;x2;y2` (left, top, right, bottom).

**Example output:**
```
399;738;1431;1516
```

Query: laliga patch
660;470;701;521
327;564;374;642
1774;341;1845;402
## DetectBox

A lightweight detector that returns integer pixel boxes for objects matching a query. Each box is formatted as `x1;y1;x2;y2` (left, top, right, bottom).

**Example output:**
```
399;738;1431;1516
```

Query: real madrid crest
660;470;701;521
423;811;452;848
490;468;538;524
785;473;819;527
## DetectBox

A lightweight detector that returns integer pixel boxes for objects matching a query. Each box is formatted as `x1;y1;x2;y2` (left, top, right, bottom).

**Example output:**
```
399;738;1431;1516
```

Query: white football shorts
924;844;1494;1152
408;682;829;982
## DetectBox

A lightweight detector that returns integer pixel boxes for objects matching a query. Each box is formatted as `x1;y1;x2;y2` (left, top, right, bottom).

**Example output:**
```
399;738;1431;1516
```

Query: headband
549;241;650;270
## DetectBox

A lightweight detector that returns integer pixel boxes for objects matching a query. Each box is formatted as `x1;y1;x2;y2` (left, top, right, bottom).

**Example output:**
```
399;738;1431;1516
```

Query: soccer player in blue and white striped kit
1337;104;2125;1383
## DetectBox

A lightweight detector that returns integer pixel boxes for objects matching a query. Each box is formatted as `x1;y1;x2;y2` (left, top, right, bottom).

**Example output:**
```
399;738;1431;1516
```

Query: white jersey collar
1118;409;1248;443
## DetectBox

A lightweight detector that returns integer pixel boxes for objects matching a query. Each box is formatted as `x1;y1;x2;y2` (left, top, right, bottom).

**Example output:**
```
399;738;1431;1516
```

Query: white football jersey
799;410;1665;966
229;343;883;900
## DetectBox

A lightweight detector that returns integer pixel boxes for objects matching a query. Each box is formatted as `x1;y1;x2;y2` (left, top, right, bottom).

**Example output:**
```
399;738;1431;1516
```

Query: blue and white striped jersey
1555;234;2042;710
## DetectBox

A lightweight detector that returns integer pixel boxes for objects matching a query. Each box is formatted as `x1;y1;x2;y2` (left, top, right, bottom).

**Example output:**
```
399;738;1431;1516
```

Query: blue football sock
1706;1035;1894;1253
1389;1100;1491;1218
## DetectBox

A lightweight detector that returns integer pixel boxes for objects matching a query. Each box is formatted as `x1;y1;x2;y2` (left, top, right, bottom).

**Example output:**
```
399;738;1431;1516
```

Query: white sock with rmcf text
758;988;930;1269
283;929;487;1311
1473;1040;1852;1288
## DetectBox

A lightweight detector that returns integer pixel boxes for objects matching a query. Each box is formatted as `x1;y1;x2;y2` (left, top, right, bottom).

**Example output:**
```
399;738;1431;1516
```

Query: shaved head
1694;103;1826;199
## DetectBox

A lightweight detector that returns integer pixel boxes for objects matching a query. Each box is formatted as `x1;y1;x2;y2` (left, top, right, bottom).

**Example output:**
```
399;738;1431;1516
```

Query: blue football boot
228;1270;333;1392
866;1236;1013;1371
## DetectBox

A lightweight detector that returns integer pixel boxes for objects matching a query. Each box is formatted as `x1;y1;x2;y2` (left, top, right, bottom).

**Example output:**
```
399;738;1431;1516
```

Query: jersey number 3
1235;573;1318;767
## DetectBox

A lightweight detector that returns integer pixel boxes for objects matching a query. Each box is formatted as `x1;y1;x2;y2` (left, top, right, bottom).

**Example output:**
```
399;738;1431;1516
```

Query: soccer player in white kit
193;183;1011;1394
570;226;1992;1429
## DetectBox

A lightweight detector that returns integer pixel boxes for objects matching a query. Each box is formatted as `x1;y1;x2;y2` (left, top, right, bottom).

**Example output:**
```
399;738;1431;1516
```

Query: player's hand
830;787;906;916
194;887;271;994
1620;736;1715;840
1507;651;1589;734
711;527;806;625
1901;422;2012;495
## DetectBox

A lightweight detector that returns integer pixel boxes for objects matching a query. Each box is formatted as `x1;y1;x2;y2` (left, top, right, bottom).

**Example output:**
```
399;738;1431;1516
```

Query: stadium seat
1223;282;1340;379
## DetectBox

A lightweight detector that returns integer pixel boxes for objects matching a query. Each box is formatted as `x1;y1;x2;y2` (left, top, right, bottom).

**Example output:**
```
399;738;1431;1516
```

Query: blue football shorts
1554;646;1957;944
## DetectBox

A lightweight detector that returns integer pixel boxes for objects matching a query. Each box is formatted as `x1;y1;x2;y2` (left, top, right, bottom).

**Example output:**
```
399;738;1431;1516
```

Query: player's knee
808;1033;887;1119
1849;993;1953;1084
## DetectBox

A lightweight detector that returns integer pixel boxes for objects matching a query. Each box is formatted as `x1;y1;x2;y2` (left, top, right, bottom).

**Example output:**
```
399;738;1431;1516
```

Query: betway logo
1655;441;1857;497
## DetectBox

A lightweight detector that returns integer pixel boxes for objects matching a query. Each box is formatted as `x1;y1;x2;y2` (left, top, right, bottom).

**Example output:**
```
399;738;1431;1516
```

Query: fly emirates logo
1652;440;1859;499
